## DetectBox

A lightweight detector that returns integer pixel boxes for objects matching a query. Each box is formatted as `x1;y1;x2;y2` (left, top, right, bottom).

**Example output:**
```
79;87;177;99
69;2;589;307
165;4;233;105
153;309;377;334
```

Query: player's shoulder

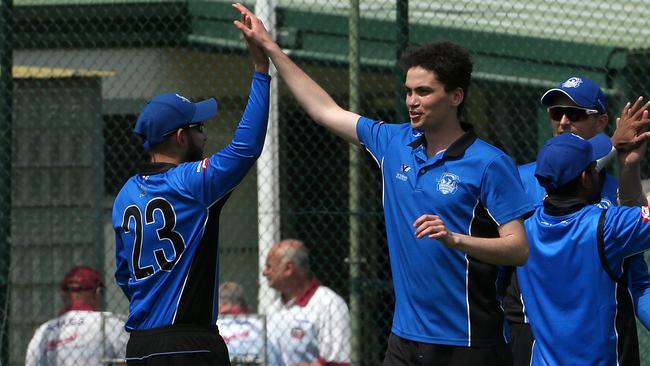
518;161;537;175
470;137;510;158
359;117;411;133
605;204;645;223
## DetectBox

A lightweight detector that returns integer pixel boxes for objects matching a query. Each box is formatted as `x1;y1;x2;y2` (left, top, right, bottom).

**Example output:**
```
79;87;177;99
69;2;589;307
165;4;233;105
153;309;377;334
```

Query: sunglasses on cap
547;105;601;122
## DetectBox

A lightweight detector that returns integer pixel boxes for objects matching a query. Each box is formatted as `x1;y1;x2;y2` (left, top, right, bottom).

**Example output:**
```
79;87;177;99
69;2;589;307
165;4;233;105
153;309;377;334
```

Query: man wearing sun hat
504;76;650;366
112;31;271;365
515;101;650;365
26;265;129;366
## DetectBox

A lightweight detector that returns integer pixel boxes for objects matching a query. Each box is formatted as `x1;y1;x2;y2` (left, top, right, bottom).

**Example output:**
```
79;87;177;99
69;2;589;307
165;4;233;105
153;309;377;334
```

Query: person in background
263;239;351;366
26;265;129;366
217;281;265;365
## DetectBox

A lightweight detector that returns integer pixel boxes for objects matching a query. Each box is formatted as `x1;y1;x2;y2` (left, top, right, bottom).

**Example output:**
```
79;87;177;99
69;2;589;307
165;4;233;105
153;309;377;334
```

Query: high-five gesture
232;2;361;143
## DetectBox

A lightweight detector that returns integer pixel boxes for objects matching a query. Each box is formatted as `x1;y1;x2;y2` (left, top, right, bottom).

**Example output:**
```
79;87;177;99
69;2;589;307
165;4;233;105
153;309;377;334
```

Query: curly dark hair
400;41;473;114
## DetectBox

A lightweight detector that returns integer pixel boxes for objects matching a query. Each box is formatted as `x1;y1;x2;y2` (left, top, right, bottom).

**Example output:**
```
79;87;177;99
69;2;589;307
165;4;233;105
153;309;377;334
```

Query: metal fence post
348;1;361;365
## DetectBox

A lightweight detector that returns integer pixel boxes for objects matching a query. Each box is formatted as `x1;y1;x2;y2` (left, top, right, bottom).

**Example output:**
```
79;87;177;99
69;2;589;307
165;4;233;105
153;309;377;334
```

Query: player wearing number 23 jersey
113;72;269;331
112;69;270;365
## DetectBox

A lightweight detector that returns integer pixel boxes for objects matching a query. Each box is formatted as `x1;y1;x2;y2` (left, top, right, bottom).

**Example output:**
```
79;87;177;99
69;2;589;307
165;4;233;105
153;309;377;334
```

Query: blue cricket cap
540;76;607;113
135;93;218;151
535;132;612;190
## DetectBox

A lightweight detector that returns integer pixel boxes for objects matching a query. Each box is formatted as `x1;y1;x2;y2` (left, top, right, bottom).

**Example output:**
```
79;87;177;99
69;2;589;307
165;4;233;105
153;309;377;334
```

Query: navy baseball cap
540;76;607;113
535;132;612;190
135;93;218;151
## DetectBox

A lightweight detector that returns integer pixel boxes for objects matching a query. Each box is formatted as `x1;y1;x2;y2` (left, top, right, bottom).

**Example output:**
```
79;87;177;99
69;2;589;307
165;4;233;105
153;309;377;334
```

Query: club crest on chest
437;172;460;195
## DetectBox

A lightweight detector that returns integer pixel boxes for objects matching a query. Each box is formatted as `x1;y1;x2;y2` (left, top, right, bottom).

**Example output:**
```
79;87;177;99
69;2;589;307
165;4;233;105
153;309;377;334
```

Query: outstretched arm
233;2;361;144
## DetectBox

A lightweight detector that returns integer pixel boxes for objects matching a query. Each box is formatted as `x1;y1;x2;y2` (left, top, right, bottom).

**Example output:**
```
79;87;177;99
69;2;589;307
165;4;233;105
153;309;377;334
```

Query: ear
580;170;592;189
450;87;464;108
174;128;188;147
284;261;294;276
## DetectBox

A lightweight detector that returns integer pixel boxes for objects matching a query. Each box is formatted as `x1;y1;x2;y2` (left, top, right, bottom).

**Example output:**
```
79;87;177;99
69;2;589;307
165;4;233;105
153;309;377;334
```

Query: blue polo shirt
518;204;650;365
356;117;533;346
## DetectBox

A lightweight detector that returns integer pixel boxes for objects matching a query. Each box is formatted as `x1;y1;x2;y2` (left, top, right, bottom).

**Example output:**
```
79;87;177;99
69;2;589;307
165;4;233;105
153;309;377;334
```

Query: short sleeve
317;293;351;363
481;154;534;225
603;206;650;270
356;116;403;165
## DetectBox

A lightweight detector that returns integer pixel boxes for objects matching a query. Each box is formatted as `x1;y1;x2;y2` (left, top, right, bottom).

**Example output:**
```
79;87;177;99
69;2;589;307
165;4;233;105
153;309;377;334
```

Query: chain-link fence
3;0;650;365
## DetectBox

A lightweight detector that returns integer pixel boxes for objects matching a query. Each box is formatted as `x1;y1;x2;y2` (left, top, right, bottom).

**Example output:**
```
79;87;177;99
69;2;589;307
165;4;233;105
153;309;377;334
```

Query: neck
149;151;182;165
423;118;464;158
280;276;313;303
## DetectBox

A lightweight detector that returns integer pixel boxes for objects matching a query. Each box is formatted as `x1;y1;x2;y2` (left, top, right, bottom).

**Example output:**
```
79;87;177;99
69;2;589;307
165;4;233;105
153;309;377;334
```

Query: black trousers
126;324;231;366
509;322;534;366
383;332;513;366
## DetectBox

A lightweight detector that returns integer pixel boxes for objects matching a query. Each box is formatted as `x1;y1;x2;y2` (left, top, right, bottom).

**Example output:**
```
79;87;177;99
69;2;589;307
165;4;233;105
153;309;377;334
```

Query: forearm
447;232;528;266
265;43;337;120
263;42;360;143
618;156;645;206
227;72;271;158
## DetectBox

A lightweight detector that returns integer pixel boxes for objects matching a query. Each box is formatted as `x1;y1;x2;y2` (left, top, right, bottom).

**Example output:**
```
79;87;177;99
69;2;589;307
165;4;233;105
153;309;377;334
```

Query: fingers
413;214;438;227
415;222;446;239
413;214;445;238
232;2;250;15
630;97;650;120
636;130;650;143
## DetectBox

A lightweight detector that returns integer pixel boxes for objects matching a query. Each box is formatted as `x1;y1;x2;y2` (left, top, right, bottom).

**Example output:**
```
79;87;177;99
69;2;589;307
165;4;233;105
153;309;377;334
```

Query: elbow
513;241;529;266
249;147;264;159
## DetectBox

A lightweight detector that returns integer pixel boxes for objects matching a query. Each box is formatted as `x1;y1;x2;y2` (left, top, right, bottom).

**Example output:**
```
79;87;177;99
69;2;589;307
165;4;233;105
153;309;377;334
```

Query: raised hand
232;3;275;51
232;3;269;73
611;96;650;152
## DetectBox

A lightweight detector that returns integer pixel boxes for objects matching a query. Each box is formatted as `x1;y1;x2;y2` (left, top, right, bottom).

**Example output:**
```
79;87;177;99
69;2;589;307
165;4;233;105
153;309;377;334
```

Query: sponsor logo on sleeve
196;158;209;173
641;206;650;222
437;172;460;195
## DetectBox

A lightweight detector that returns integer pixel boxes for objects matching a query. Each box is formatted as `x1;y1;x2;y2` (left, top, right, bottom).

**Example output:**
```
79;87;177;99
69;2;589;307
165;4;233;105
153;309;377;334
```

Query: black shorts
509;322;534;366
383;333;513;366
126;324;231;366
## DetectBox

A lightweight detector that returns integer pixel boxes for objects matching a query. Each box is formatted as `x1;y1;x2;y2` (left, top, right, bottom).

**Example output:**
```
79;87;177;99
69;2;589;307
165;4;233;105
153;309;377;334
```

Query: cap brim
589;132;612;160
191;98;218;123
540;88;577;107
590;132;615;171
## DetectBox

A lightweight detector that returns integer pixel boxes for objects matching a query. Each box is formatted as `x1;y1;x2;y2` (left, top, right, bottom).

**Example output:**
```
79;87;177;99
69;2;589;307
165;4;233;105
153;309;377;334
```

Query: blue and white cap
540;76;607;113
135;93;218;151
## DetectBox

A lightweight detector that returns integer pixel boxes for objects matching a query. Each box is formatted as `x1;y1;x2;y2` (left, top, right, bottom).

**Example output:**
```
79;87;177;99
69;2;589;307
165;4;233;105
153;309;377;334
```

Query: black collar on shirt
543;195;589;216
407;123;477;158
137;162;177;175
